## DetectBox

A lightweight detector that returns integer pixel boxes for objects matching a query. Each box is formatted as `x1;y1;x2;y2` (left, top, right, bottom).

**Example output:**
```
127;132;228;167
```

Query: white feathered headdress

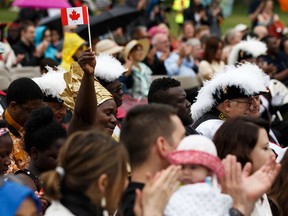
33;66;66;102
191;62;268;122
227;38;267;65
94;54;127;82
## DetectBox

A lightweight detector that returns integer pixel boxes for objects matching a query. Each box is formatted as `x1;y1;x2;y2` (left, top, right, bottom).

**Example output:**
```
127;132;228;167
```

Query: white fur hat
94;53;127;82
33;66;66;102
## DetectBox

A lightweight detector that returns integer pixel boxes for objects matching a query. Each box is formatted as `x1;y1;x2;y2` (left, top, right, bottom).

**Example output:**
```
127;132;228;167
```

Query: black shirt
120;182;145;216
192;108;228;130
260;52;288;84
12;40;40;66
248;0;261;29
143;54;167;75
61;188;101;216
185;125;199;136
261;52;288;73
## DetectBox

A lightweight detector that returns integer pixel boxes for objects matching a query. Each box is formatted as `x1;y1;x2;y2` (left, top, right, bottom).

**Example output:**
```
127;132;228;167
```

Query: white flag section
61;6;88;26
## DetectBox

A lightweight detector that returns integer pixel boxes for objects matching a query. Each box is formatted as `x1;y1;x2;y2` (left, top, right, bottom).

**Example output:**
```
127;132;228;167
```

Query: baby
164;135;232;216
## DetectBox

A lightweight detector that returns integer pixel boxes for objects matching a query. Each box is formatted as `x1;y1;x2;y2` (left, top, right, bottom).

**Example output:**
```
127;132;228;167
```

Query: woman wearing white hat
123;39;152;99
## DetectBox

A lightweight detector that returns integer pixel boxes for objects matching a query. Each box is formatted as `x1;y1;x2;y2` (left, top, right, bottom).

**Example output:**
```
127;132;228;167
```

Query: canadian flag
61;6;89;26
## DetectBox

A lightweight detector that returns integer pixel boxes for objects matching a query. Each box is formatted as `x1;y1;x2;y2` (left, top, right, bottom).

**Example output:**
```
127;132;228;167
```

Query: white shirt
45;201;75;216
164;183;232;216
251;194;273;216
195;119;224;139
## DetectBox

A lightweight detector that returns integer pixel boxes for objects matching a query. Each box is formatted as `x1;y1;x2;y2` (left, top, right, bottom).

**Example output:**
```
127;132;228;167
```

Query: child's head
0;121;12;176
181;164;211;184
168;135;224;184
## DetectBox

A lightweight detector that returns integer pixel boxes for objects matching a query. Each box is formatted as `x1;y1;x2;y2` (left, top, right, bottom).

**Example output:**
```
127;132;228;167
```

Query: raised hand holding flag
61;6;91;48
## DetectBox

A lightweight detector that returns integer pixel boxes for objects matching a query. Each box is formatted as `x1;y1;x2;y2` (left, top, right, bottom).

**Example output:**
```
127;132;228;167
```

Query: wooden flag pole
86;7;92;49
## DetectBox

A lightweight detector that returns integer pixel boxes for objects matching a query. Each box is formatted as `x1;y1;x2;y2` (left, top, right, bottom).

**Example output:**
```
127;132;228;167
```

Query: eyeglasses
229;98;253;107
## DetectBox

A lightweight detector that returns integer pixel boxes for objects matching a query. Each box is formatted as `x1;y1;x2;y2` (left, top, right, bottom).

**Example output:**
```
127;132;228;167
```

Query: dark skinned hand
78;48;96;75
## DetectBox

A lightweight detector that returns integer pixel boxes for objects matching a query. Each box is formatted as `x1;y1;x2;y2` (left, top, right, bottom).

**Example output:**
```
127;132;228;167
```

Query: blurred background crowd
0;0;288;216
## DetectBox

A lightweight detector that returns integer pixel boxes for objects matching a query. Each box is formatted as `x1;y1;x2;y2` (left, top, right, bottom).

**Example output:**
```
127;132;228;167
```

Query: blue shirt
156;51;196;77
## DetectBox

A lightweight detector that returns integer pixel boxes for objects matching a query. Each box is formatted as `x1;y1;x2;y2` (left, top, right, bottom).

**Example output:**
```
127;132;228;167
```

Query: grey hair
225;29;240;44
186;38;201;47
151;33;167;46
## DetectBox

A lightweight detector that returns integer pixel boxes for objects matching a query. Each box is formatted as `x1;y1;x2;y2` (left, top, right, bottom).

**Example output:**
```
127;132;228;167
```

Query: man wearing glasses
191;62;268;139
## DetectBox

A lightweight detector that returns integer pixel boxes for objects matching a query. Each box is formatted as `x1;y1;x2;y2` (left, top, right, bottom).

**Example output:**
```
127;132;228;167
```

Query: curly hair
148;77;181;104
24;106;67;155
6;78;43;105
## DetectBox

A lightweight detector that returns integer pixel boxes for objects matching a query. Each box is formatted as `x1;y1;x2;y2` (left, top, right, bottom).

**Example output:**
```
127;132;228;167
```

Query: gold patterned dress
2;110;30;174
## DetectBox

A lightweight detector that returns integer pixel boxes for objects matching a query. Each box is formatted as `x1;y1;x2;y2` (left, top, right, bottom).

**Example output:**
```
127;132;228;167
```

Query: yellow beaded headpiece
60;62;113;111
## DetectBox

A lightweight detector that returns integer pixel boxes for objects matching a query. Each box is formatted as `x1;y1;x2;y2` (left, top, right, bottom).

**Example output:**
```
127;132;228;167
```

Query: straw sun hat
123;38;150;61
96;39;124;55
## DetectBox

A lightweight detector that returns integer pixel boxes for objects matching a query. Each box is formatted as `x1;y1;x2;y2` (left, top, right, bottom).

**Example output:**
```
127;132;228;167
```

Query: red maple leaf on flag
69;10;80;21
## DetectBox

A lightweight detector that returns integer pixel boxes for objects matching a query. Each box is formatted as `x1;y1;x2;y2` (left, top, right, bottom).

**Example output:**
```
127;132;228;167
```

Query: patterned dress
2;110;30;174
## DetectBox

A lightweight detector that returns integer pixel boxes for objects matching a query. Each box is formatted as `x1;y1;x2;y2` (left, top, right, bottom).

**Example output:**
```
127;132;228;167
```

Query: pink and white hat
168;135;224;180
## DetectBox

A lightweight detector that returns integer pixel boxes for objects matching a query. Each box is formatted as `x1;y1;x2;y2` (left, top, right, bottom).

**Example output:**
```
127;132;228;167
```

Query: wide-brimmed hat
96;39;124;55
168;135;224;180
234;23;248;32
123;38;150;61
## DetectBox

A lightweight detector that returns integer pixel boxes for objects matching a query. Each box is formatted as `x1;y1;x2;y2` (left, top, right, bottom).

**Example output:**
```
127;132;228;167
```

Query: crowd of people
0;0;288;215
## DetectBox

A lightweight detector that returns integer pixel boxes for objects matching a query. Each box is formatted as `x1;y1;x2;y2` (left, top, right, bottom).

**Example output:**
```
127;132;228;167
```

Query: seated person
123;39;152;99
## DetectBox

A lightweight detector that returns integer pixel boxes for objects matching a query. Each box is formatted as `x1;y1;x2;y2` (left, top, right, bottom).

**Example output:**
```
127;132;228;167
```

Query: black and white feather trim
228;38;267;65
191;62;267;122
